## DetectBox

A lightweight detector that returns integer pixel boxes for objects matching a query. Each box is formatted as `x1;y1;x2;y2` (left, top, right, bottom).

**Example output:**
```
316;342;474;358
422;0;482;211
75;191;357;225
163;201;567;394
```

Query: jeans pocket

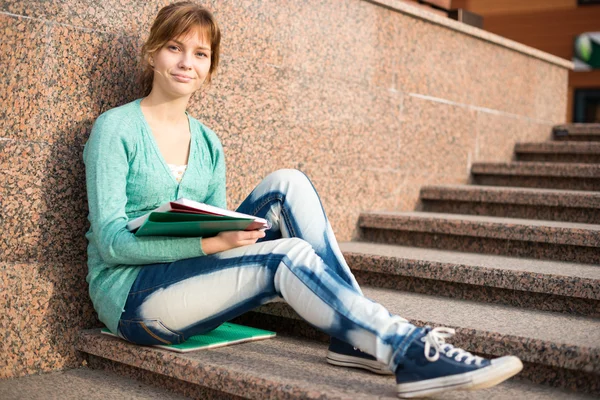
118;318;184;346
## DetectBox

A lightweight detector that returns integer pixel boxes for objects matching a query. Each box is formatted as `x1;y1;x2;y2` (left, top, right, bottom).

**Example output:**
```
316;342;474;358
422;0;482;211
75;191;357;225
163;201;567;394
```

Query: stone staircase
75;124;600;399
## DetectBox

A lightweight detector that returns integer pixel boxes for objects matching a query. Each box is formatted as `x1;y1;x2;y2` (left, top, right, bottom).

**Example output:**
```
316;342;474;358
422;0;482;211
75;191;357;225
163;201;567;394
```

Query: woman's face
150;28;212;99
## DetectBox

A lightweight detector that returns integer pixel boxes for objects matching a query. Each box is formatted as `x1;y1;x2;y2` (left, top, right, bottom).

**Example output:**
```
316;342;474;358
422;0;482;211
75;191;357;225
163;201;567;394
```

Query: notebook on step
101;322;276;353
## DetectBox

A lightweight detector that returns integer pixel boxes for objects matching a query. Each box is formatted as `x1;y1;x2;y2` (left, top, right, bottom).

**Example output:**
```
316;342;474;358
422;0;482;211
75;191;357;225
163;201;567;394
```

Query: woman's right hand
201;230;266;254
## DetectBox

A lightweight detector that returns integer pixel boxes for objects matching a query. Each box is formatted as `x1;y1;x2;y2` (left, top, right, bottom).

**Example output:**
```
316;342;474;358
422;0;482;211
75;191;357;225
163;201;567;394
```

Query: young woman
83;2;522;397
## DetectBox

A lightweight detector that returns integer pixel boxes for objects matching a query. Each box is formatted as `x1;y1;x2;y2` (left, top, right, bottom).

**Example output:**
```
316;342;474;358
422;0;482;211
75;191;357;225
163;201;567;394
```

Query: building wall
453;0;577;16
453;0;600;121
0;0;569;378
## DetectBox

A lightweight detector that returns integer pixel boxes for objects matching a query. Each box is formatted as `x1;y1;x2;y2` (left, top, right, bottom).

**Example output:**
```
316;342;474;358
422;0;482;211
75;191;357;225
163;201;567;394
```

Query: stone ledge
364;0;573;69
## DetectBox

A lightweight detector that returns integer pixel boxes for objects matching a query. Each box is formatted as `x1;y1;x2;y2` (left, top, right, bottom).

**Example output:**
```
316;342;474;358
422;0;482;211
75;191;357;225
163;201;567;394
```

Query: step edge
75;330;356;400
419;185;600;207
515;143;600;154
470;162;600;178
251;303;600;373
342;250;600;300
358;212;600;247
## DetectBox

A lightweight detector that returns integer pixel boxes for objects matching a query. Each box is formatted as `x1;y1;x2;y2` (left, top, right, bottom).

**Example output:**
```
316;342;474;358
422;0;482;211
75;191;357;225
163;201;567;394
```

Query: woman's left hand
201;230;266;254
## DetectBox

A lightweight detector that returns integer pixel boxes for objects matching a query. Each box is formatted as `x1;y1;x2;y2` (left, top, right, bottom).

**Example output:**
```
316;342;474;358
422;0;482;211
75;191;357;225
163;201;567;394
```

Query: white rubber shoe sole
397;356;523;398
326;351;394;375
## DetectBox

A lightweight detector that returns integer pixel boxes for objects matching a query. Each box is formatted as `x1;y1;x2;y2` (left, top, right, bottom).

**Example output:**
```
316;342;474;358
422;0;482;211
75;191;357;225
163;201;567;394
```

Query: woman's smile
171;73;194;83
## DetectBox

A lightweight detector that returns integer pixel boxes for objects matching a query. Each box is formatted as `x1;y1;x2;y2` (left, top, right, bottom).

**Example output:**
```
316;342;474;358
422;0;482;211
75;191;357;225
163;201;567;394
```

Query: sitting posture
83;2;522;397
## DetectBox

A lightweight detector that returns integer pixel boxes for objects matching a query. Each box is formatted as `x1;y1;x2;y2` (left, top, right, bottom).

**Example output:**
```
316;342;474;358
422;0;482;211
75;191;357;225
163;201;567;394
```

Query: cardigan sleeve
202;130;227;209
83;113;207;266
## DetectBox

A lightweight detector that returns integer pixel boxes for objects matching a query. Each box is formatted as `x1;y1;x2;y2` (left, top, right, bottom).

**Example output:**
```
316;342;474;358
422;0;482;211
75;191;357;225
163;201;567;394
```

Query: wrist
201;236;226;255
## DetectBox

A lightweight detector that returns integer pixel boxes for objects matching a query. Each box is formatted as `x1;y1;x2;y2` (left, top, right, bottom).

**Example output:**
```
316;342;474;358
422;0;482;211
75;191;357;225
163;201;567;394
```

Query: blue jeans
118;169;417;370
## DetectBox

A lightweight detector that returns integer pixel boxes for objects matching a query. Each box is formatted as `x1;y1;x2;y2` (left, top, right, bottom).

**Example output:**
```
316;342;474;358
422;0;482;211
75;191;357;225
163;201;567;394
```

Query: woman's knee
276;237;312;254
264;169;312;190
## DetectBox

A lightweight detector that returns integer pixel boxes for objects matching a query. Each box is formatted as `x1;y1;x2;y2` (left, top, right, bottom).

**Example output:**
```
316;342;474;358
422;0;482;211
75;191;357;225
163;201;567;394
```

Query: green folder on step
101;322;276;353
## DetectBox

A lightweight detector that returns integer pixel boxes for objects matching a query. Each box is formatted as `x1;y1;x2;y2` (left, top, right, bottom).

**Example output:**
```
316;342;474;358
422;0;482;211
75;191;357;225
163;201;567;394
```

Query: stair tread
515;142;600;154
471;162;600;177
359;211;600;247
420;184;600;207
363;211;600;229
553;124;600;136
257;288;600;372
341;242;600;300
360;287;600;349
76;330;597;400
340;241;600;281
0;367;188;400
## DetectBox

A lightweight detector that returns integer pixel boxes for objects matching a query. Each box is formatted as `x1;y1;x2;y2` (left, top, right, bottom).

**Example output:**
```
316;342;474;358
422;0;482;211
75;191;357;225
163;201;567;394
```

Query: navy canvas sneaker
395;327;523;398
326;337;394;375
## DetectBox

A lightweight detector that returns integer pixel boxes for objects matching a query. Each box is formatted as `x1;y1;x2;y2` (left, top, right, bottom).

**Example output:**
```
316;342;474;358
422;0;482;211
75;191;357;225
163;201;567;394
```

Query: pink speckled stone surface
72;330;599;399
475;113;552;163
0;15;51;140
419;184;600;224
1;0;570;379
1;261;98;379
554;124;600;135
516;142;600;163
251;289;600;374
340;242;600;316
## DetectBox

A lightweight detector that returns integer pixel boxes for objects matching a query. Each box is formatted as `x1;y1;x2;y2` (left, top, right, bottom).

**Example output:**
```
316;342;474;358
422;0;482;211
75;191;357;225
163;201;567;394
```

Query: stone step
0;366;189;400
358;211;600;264
471;162;600;191
75;328;597;399
242;287;600;395
553;124;600;142
515;142;600;163
340;242;600;317
419;184;600;224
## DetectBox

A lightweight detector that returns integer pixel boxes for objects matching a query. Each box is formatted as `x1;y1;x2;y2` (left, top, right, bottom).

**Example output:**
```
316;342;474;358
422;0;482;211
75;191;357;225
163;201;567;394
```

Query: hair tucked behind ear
140;1;221;96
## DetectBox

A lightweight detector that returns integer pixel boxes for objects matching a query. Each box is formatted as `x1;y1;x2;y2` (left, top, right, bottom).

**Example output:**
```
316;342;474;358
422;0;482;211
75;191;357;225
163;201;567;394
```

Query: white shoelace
422;327;485;366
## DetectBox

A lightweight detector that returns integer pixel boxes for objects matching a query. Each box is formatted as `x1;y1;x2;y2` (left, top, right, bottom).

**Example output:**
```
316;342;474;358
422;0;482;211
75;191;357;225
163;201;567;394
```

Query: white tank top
167;163;188;183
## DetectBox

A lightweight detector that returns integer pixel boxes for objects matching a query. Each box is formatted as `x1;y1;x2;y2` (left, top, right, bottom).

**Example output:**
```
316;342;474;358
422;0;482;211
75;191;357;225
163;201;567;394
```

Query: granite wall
0;0;570;378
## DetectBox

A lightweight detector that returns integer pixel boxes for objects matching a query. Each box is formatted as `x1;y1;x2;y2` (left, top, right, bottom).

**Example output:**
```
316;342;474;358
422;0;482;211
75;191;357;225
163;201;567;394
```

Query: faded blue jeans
118;169;418;371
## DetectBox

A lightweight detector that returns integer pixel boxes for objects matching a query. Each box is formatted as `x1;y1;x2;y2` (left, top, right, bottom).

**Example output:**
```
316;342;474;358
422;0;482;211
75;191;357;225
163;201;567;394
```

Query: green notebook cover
134;212;255;237
101;322;276;353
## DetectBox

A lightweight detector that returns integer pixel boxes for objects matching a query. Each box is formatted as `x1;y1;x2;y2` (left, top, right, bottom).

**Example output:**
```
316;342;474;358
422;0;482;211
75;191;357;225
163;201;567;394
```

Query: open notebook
101;322;276;353
127;197;270;237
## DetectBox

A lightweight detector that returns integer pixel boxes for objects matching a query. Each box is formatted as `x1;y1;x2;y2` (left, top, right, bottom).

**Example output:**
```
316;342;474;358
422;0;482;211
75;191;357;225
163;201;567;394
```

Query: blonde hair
140;1;221;96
